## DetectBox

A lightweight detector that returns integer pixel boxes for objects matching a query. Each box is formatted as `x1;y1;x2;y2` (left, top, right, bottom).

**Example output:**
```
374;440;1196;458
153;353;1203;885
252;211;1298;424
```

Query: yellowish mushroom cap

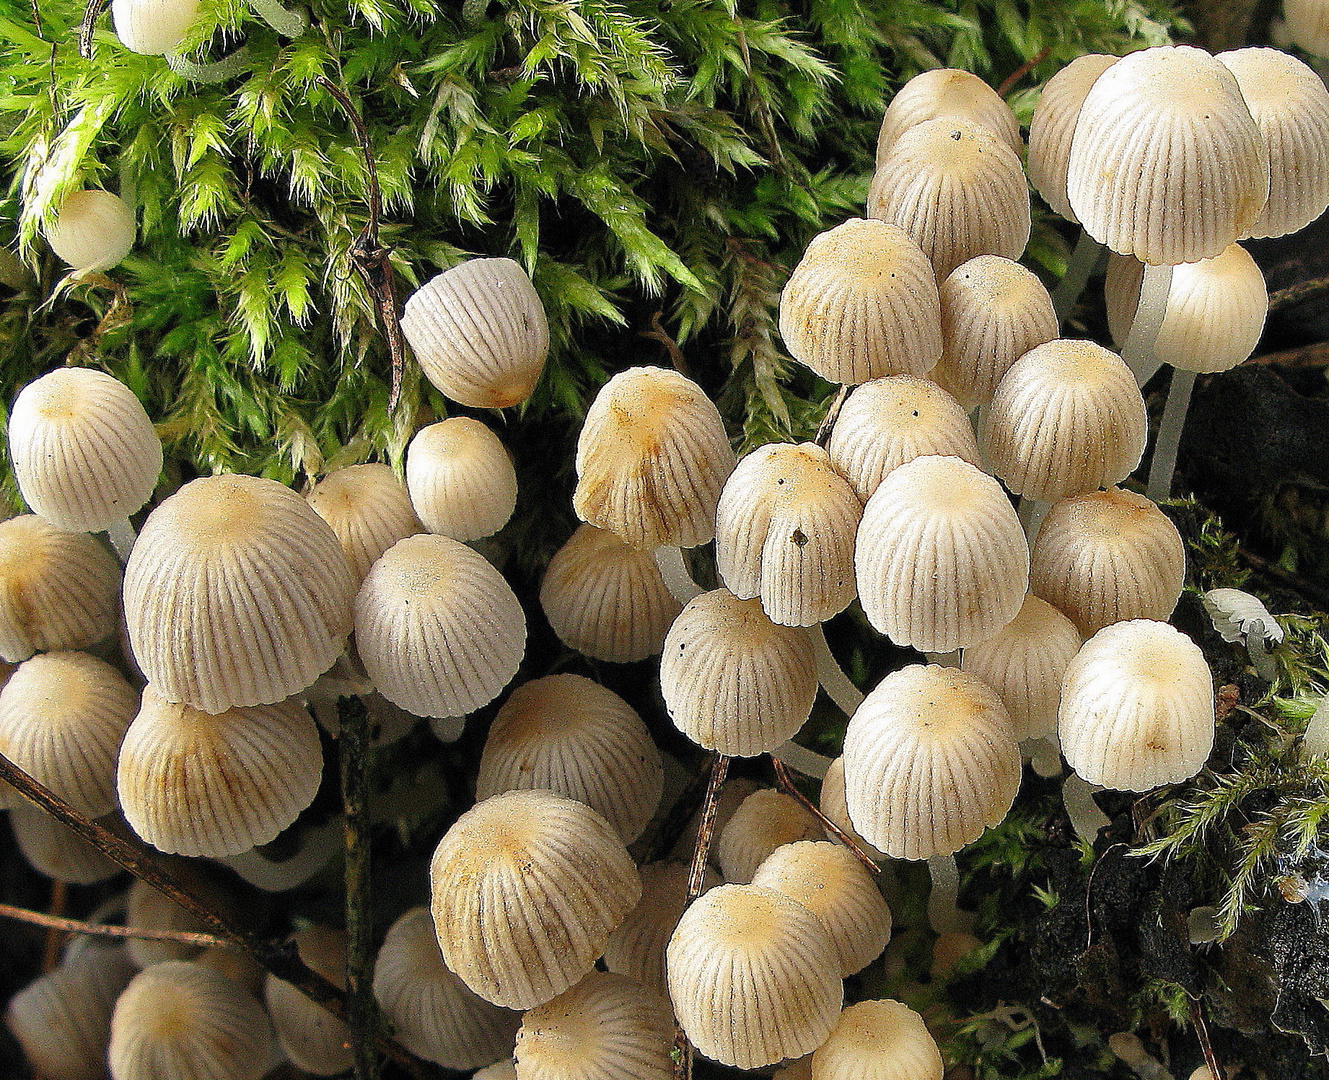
818;757;887;862
715;788;827;884
1026;55;1119;223
810;999;943;1080
306;463;423;584
405;418;518;541
875;69;1022;164
124;879;209;969
44;191;136;271
602;861;720;996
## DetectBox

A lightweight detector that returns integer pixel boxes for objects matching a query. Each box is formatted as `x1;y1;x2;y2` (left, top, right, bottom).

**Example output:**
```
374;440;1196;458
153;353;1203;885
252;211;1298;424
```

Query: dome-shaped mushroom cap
602;861;720;996
778;218;944;385
818;757;887;862
659;589;818;758
124;879;210;969
667;882;843;1070
539;524;682;663
0;650;138;817
373;907;521;1070
476;673;663;844
111;0;201;54
842;665;1021;861
960;594;1083;741
264;928;352;1077
751;841;892;977
1026;54;1119;223
10;803;120;884
715;442;861;626
43;190;136;271
827;376;980;502
123;473;355;714
1030;487;1186;638
574;367;735;550
810;999;944;1080
405;418;517;541
400;258;549;409
716;788;827;884
305;463;423;584
514;970;674;1080
1064;45;1268;264
116;685;323;858
109;961;277;1080
1104;245;1267;374
868;118;1031;280
875;68;1022;165
1060;620;1215;790
855;455;1029;653
0;515;119;664
982;340;1147;501
9;367;162;533
429;789;642;1010
932;256;1060;410
354;532;526;718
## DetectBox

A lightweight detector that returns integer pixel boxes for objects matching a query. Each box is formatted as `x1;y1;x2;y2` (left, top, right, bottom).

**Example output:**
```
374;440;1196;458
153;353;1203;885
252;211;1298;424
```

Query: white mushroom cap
9;367;162;533
810;999;944;1080
1026;54;1119;223
405;417;517;541
715;788;827;884
43;191;136;271
305;462;423;584
876;68;1022;164
602;861;720;996
111;0;201;54
9;803;120;884
264;928;352;1077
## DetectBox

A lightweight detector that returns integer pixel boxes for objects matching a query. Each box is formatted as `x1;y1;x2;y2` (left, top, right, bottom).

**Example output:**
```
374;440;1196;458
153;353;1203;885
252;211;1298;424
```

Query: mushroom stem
338;696;380;1080
1062;771;1111;845
1050;231;1103;323
1017;497;1050;543
246;0;307;35
105;517;136;564
653;545;703;605
165;45;252;83
1122;262;1174;384
771;740;833;780
1023;734;1063;778
927;650;960;668
809;624;864;717
1146;367;1196;502
1301;697;1329;758
927;854;975;935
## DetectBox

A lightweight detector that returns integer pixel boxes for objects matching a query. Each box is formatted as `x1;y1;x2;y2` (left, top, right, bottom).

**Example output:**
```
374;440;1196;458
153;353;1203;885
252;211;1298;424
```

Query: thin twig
0;902;233;949
996;46;1051;97
78;0;108;58
1190;997;1224;1080
813;385;849;447
771;757;881;876
339;696;380;1080
639;311;689;376
1236;546;1329;610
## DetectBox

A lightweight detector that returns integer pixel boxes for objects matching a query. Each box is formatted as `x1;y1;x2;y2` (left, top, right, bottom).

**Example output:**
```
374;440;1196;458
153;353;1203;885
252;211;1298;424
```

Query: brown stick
1244;341;1329;369
771;756;881;877
78;0;108;58
0;902;232;950
814;385;849;447
339;695;380;1080
1236;545;1329;609
639;311;690;377
996;46;1052;97
1190;997;1224;1080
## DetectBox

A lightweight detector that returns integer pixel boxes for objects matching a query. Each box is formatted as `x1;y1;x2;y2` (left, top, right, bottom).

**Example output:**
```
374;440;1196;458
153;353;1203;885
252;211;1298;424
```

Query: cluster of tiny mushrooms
4;7;1329;1078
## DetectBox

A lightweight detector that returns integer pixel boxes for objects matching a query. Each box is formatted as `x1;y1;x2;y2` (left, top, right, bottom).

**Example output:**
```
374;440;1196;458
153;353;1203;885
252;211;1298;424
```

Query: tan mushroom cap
778;218;944;385
1026;54;1119;223
305;462;423;584
9;367;162;534
400;257;549;409
124;879;210;969
602;861;720;996
0;515;119;664
875;68;1022;165
715;788;827;884
44;191;136;271
476;673;663;844
818;757;887;862
810;999;944;1080
1030;487;1186;638
354;532;526;718
9;803;120;884
264;927;352;1077
715;442;861;627
1059;619;1214;790
842;665;1020;860
670;775;761;864
405;417;518;541
514;970;674;1080
667;882;843;1070
429;789;642;1010
111;0;200;54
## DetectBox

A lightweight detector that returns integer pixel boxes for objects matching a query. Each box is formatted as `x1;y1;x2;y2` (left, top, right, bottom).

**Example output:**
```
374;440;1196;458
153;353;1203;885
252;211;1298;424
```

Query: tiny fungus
43;191;136;272
404;417;517;541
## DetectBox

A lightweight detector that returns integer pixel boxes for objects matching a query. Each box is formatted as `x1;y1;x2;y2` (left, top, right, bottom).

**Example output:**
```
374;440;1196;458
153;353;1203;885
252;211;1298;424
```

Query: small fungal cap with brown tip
715;788;827;884
44;191;136;271
264;929;352;1077
406;418;518;541
810;999;943;1080
875;68;1022;164
1026;54;1119;223
306;462;423;584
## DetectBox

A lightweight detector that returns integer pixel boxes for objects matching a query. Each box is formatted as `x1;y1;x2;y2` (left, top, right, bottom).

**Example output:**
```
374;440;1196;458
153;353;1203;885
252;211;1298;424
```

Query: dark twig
78;0;108;58
639;311;690;377
339;696;381;1080
1245;341;1329;369
771;756;881;877
813;385;849;447
1190;997;1224;1080
1267;276;1329;314
996;46;1051;97
1236;546;1329;610
0;902;232;950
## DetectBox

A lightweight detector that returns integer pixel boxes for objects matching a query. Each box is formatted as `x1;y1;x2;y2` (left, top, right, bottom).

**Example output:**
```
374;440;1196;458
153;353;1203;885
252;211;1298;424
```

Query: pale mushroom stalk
809;625;864;716
105;517;136;564
1145;367;1196;502
1023;734;1064;778
165;44;251;83
1050;232;1103;322
247;0;306;35
1062;772;1111;844
1301;698;1329;758
1120;262;1174;385
772;739;832;780
926;854;975;934
653;545;703;604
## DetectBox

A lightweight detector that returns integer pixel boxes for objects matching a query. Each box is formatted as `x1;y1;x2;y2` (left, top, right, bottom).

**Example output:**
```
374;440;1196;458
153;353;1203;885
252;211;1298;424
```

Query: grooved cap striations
818;757;887;862
306;463;423;584
429;789;642;1010
111;0;201;54
1059;619;1214;790
123;474;355;714
875;68;1022;164
842;665;1020;860
810;999;944;1080
855;455;1028;653
9;367;162;533
406;418;517;541
778;218;943;386
354;533;526;718
401;258;549;409
603;861;720;996
715;788;827;884
1026;54;1119;223
43;190;136;270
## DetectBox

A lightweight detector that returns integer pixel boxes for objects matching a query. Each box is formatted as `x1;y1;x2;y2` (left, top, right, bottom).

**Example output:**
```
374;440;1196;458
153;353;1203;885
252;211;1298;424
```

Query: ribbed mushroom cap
539;524;682;663
405;417;517;541
116;685;323;858
810;999;943;1080
667;882;843;1070
10;803;119;884
659;589;818;758
778;218;944;385
855;455;1029;653
515;971;674;1080
1059;619;1214;790
354;532;526;718
1026;54;1119;223
827;376;980;502
868;119;1031;279
264;928;352;1077
573;367;735;549
875;68;1022;164
1064;45;1268;264
9;367;162;533
602;861;721;996
44;191;136;271
123;473;355;714
305;463;423;584
715;788;827;884
400;258;549;409
1104;245;1267;373
373;906;521;1070
125;879;209;969
751;841;891;977
670;775;761;864
932;256;1060;410
982;340;1147;501
842;665;1021;860
477;1062;518;1080
476;673;663;844
1030;487;1186;637
429;789;642;1010
110;961;277;1080
715;442;861;626
960;594;1083;741
1283;0;1329;61
6;943;136;1080
818;757;887;862
111;0;201;54
0;650;138;817
0;515;119;663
